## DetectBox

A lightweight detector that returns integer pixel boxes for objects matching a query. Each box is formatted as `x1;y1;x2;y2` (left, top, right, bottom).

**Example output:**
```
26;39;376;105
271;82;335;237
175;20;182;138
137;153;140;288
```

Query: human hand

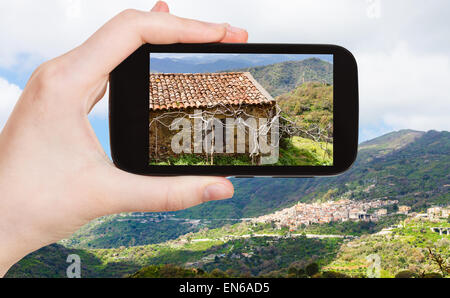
0;1;247;276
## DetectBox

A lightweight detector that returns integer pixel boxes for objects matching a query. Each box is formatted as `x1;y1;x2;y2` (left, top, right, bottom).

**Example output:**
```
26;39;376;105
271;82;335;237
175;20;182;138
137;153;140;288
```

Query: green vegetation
7;219;342;278
200;237;342;277
64;130;449;251
296;214;407;236
129;262;354;278
129;264;227;278
234;58;333;97
176;130;450;220
151;153;253;166
276;137;332;166
61;214;204;249
324;219;450;277
7;130;448;278
7;214;449;278
149;136;332;166
5;243;140;278
277;82;333;137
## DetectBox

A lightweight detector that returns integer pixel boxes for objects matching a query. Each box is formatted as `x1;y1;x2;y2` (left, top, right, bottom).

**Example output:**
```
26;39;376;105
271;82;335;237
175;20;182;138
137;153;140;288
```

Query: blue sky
150;53;333;62
1;0;449;158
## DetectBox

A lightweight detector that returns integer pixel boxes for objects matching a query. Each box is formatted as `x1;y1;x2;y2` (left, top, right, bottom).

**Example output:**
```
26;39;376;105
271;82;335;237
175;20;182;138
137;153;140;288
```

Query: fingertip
151;1;170;13
203;179;234;202
221;24;249;43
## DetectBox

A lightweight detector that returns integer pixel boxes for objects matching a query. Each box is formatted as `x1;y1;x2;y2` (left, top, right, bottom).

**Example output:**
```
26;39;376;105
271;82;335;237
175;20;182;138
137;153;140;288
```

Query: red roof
149;72;275;111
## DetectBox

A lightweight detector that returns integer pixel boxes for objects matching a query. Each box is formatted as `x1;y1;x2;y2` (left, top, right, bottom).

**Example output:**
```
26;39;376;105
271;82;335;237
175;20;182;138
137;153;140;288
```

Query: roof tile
149;72;275;111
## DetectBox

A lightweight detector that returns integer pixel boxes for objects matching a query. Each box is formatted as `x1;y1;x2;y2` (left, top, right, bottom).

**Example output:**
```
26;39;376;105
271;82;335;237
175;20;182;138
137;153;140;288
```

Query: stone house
149;72;278;163
398;205;411;214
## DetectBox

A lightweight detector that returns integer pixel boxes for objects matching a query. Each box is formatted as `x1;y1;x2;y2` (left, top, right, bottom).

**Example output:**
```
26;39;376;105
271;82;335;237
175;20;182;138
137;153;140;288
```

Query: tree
287;266;297;276
321;271;350;278
297;268;307;278
210;268;227;278
427;247;450;277
305;263;319;277
395;270;416;278
422;272;443;278
392;204;399;213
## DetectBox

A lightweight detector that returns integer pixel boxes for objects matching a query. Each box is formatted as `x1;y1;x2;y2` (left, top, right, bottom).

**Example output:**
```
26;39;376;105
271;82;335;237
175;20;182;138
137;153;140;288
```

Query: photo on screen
149;53;333;166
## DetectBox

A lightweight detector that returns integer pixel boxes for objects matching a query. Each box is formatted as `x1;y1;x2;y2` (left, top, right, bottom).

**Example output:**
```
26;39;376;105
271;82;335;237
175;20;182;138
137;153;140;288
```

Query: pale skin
0;1;248;277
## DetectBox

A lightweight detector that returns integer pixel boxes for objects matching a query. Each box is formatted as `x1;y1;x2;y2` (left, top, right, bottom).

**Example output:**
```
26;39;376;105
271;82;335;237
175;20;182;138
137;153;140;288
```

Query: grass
276;136;333;166
323;219;450;277
149;136;333;166
151;153;253;166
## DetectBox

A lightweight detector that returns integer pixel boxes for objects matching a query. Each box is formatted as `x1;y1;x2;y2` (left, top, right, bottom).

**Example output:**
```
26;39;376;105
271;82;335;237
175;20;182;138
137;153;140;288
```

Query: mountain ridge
231;58;333;97
5;129;449;277
62;129;449;248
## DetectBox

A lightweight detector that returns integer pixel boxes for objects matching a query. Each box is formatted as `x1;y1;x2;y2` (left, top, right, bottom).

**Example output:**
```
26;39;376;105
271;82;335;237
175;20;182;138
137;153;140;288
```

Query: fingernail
203;183;233;201
225;23;246;33
152;1;162;9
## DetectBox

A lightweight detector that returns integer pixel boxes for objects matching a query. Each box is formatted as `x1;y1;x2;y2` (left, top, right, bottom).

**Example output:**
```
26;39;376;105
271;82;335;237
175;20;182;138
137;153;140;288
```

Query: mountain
4;243;141;278
6;130;449;277
150;54;332;74
150;57;254;73
232;58;333;97
8;216;447;278
176;130;449;219
63;130;449;249
7;225;343;278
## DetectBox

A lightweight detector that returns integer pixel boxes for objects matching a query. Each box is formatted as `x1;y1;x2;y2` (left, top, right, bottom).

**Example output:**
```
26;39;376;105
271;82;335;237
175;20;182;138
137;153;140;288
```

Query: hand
0;1;247;277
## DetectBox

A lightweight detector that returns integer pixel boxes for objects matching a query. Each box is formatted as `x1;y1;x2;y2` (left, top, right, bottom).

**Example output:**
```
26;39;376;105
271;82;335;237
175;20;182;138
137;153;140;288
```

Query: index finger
68;9;248;80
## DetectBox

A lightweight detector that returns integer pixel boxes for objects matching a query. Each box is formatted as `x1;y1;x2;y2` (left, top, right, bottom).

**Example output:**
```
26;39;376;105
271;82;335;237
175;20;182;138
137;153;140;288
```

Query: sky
150;53;331;61
0;0;449;157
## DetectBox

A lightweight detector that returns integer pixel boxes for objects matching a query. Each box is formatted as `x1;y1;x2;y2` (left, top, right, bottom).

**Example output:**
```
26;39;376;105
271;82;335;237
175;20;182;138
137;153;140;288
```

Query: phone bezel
109;43;358;177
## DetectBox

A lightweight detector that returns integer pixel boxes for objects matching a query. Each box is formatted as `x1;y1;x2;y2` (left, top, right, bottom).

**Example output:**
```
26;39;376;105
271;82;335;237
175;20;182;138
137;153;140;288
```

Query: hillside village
108;199;449;234
251;199;449;231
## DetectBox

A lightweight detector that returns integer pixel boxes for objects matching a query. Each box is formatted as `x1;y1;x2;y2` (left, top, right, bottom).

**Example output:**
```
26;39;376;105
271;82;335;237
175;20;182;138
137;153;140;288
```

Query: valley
4;54;449;278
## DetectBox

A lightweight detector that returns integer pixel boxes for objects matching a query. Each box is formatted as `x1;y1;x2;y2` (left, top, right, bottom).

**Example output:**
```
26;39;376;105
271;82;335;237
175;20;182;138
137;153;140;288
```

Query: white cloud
0;1;148;68
1;0;449;67
0;77;22;129
358;42;450;132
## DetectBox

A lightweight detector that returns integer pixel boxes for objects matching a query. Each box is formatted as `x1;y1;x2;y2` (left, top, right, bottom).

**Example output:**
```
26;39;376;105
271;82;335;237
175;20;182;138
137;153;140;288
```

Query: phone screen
149;53;333;166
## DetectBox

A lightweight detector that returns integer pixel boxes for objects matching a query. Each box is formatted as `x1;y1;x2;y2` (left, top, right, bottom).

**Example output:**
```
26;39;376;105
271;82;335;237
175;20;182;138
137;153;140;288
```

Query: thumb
100;168;234;214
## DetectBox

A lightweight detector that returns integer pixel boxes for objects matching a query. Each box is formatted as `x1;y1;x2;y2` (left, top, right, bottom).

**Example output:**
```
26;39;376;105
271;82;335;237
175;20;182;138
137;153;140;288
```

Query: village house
398;205;411;214
149;72;278;164
427;206;450;220
376;208;388;217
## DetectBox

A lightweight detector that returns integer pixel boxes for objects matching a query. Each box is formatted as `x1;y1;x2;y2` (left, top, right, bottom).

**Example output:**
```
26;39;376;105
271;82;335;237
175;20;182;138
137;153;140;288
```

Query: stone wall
149;103;277;163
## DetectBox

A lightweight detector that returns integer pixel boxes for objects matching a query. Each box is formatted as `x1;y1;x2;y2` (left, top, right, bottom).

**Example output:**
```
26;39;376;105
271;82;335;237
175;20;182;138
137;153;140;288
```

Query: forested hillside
277;82;333;137
233;58;333;97
61;130;450;249
6;130;449;277
177;130;449;218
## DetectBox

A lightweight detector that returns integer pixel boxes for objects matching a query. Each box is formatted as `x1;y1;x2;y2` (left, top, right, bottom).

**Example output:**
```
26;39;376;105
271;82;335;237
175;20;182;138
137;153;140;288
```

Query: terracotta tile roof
149;72;275;111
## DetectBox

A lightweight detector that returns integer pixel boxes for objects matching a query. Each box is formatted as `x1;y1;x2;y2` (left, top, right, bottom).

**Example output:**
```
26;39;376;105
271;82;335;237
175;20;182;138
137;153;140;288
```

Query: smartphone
109;43;358;177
